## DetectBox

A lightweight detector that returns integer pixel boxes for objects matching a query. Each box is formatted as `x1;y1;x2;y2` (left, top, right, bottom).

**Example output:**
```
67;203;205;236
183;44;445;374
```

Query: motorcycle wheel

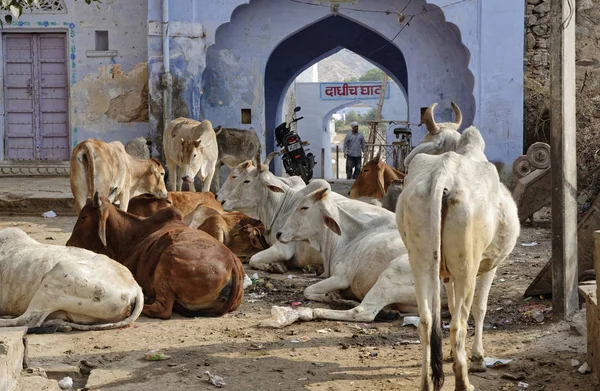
296;162;310;184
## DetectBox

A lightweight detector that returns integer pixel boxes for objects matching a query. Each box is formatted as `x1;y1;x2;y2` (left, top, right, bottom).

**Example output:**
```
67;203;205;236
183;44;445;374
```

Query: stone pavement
0;176;354;216
0;177;75;216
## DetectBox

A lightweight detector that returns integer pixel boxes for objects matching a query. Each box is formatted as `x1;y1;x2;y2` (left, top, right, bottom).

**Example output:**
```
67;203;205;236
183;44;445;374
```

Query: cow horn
92;191;102;208
451;101;462;128
215;126;223;136
372;148;382;163
256;153;265;171
424;103;440;135
263;151;279;166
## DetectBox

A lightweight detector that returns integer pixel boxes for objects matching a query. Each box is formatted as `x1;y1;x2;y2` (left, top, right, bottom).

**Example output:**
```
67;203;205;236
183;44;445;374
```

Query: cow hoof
268;263;287;274
469;358;487;373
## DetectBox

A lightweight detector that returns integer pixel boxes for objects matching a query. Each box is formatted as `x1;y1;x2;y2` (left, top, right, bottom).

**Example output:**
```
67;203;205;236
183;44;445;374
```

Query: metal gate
3;33;69;160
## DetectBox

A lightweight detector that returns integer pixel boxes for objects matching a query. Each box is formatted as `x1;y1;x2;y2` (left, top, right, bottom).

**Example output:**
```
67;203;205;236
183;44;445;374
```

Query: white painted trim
86;50;118;57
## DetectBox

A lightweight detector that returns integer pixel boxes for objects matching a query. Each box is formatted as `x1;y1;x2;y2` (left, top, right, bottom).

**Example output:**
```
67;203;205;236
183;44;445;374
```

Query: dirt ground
0;210;597;391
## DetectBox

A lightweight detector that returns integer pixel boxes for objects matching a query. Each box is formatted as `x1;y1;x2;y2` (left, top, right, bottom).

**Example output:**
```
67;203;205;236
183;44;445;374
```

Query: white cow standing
217;154;324;274
396;102;520;391
0;228;144;331
259;180;420;327
163;117;218;192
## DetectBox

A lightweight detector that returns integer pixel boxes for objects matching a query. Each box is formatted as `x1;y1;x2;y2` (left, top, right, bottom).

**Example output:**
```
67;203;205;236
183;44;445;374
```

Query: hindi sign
319;82;390;100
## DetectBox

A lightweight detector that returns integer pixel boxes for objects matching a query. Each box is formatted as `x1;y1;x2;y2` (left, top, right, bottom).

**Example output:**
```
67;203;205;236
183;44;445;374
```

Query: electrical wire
288;0;474;56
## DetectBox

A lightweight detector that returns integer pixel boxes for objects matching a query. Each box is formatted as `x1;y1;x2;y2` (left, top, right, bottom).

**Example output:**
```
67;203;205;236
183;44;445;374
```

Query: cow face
179;138;204;183
229;224;268;258
216;160;254;202
404;101;463;168
277;187;341;249
146;158;168;199
221;165;285;218
67;190;116;255
348;155;386;199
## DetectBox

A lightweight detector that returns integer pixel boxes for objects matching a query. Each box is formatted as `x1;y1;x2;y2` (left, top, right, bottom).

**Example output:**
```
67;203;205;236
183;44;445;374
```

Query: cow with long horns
397;102;519;391
403;101;463;168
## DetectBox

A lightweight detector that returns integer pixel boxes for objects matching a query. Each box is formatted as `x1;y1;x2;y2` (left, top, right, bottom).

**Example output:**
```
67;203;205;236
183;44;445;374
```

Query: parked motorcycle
274;106;316;184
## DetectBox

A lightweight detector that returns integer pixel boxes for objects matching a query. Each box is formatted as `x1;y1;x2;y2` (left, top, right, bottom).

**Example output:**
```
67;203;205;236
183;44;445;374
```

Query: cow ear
92;191;102;209
267;185;284;193
404;141;442;168
323;215;341;236
98;219;107;248
262;174;285;193
377;166;386;197
313;187;328;202
193;138;202;148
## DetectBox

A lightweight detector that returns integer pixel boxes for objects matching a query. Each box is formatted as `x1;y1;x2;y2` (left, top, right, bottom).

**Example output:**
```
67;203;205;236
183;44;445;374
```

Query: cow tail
30;286;144;332
223;257;245;313
429;173;447;391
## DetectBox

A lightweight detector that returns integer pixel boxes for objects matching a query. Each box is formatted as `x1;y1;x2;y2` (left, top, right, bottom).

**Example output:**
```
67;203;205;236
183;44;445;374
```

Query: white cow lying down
259;179;433;328
0;228;143;331
217;155;324;274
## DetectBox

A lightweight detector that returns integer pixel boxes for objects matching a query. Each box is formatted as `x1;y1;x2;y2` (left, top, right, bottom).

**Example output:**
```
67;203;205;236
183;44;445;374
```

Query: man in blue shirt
343;121;366;180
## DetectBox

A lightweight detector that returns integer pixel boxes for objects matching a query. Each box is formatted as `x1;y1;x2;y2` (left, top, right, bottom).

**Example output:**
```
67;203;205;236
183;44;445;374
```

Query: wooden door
3;33;69;160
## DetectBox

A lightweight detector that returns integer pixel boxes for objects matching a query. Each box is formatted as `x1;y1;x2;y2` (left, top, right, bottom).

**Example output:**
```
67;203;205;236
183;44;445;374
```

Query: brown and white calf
348;151;405;199
127;191;223;227
70;139;168;213
198;210;268;260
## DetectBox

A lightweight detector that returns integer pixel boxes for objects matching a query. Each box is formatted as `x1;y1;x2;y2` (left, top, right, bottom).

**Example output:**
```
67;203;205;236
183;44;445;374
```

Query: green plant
1;0;101;24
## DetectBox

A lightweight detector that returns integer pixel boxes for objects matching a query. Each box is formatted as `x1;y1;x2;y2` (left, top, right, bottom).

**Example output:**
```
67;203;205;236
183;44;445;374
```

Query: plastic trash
204;371;226;387
58;376;73;389
42;210;57;218
251;273;259;280
243;274;252;289
484;357;512;368
520;242;538;247
259;305;314;328
517;382;529;389
402;316;420;327
578;362;591;374
144;349;171;361
571;359;580;367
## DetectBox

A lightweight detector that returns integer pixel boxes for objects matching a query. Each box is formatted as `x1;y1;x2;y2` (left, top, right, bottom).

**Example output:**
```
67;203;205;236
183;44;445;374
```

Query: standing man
343;121;366;179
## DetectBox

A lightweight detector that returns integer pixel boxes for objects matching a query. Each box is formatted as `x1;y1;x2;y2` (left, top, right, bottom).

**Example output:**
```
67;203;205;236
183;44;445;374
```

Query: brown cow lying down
66;191;244;319
197;207;269;260
127;191;224;227
348;151;406;199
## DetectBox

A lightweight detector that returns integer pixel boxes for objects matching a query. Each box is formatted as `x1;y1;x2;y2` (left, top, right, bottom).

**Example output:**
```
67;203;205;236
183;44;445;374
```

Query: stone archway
264;15;410;160
201;0;475;170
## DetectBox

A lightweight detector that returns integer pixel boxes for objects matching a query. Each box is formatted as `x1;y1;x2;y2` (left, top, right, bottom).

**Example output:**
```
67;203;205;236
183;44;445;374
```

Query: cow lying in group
216;153;323;274
258;180;424;328
164;117;219;192
196;207;269;260
213;125;262;192
66;190;245;319
126;192;266;259
396;102;519;391
127;191;223;227
0;228;143;331
70;138;168;213
348;150;405;199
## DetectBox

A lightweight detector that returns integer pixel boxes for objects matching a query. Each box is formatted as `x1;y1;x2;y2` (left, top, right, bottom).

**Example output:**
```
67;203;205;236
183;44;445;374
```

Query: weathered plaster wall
148;0;523;180
294;81;407;178
0;0;149;160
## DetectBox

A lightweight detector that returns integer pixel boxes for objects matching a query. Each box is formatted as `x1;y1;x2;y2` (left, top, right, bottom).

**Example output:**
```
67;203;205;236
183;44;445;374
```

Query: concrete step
16;374;61;391
0;177;75;216
0;327;27;391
